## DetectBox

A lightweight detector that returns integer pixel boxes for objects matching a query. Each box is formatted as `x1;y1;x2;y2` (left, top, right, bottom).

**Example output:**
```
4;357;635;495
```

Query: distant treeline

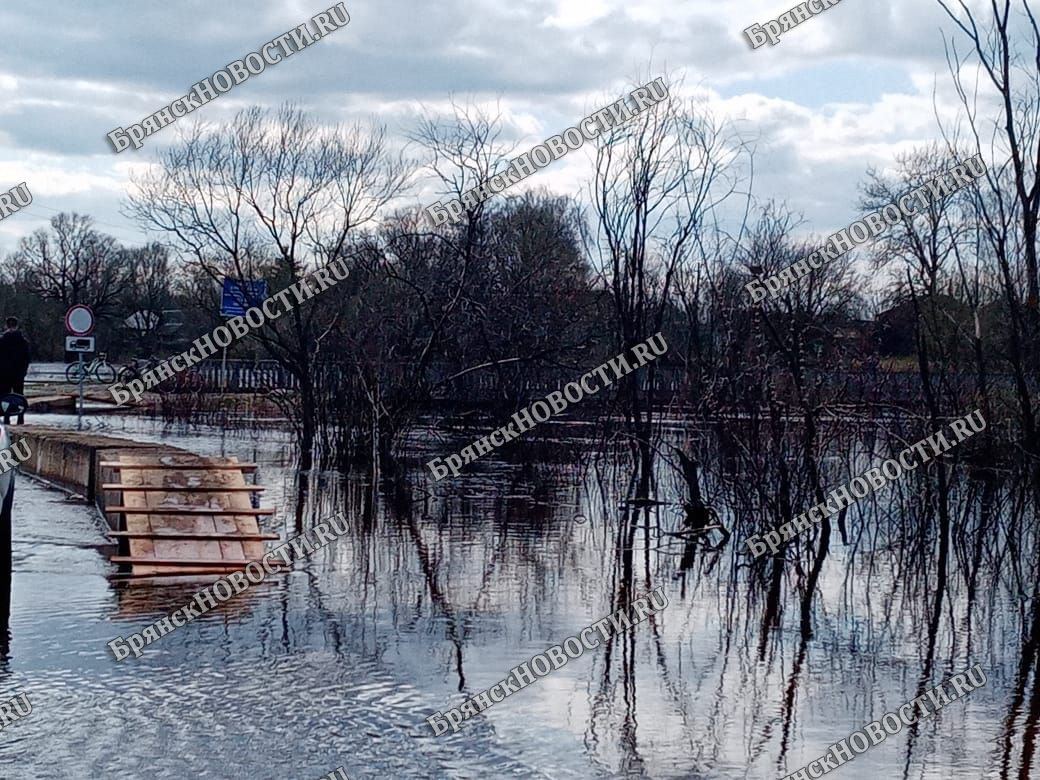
1;58;1036;468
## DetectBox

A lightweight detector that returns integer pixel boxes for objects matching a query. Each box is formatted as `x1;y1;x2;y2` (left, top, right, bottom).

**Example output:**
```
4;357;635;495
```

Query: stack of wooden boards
100;454;279;577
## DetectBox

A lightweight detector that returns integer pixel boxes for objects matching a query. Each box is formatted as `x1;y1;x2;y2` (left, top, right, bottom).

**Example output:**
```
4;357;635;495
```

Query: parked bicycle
66;352;116;384
117;356;160;384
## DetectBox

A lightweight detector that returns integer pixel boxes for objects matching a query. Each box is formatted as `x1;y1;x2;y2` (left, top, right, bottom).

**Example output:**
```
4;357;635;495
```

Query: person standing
0;318;30;397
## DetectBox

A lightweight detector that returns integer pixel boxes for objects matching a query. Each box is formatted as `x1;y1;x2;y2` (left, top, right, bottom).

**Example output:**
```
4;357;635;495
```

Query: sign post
77;353;83;428
65;305;95;431
219;279;267;392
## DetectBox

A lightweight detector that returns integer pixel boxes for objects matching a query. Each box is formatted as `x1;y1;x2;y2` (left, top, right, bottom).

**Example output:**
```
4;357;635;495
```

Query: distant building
875;295;974;357
123;308;189;354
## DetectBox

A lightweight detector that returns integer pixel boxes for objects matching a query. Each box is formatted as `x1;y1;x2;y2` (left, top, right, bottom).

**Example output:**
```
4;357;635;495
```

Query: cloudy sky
0;0;994;255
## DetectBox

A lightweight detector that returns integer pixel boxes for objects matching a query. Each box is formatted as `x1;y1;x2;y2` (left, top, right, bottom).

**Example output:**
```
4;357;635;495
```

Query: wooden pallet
102;455;278;577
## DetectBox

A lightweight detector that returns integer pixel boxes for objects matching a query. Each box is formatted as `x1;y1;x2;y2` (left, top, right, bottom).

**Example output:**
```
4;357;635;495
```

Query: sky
0;0;996;256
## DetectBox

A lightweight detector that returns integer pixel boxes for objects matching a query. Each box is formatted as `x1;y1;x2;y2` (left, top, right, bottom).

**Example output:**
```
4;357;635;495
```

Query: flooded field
0;411;1023;779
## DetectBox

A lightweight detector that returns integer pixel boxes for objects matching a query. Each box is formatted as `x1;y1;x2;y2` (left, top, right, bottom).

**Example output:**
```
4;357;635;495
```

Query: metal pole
221;343;228;392
77;353;84;431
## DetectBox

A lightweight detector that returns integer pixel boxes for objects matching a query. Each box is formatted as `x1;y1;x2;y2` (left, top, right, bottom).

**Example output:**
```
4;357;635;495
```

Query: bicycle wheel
66;362;85;383
95;362;116;384
117;366;139;383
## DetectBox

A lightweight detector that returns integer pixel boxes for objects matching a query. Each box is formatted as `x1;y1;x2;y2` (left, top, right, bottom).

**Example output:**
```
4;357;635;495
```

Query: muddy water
0;412;1019;778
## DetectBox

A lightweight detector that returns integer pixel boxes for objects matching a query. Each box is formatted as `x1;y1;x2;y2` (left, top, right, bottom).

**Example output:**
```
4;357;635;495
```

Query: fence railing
176;358;1015;408
193;359;299;391
187;359;689;398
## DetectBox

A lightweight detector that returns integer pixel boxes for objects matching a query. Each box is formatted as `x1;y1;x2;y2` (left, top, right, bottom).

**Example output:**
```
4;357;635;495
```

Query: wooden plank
26;395;76;409
110;556;287;568
104;506;275;516
109;531;280;541
100;462;258;471
110;573;234;584
110;573;284;586
102;484;264;492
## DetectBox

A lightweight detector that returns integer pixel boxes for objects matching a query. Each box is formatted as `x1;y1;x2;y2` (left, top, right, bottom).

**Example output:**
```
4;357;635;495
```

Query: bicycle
117;356;160;384
66;352;117;384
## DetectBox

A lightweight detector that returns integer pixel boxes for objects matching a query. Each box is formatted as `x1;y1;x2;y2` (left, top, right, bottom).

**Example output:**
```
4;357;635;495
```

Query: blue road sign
220;278;268;317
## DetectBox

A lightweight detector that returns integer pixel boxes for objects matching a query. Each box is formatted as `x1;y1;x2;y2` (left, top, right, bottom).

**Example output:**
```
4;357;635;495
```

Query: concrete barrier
12;426;193;506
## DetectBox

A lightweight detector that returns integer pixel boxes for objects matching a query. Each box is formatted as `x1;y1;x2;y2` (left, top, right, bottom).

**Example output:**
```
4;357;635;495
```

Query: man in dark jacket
0;318;30;396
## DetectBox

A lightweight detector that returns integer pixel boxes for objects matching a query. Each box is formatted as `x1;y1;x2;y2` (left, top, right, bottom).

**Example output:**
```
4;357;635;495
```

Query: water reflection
0;412;1030;778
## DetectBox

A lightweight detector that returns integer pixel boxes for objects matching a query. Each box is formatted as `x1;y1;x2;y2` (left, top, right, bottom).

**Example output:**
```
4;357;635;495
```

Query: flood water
0;410;1026;778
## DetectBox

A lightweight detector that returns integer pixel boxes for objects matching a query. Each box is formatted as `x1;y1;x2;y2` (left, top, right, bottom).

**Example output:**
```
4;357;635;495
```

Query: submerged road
0;422;597;779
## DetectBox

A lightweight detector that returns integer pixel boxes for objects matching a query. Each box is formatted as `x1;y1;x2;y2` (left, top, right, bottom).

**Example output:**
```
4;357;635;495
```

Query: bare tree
402;101;596;429
861;144;989;426
406;98;519;392
589;73;752;488
121;242;176;354
8;212;131;317
127;105;410;470
935;0;1040;450
411;97;518;227
861;144;975;299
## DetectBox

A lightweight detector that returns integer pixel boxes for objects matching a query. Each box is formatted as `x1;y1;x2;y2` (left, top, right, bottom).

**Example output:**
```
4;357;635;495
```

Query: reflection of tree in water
327;407;1038;777
575;409;1037;777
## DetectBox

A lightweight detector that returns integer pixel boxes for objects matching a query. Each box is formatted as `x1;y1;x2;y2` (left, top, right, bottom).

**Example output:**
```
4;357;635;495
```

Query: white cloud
544;0;612;29
0;0;1013;255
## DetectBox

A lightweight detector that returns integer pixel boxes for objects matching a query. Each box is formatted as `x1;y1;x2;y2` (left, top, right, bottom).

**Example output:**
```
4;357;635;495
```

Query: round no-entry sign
65;304;95;336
